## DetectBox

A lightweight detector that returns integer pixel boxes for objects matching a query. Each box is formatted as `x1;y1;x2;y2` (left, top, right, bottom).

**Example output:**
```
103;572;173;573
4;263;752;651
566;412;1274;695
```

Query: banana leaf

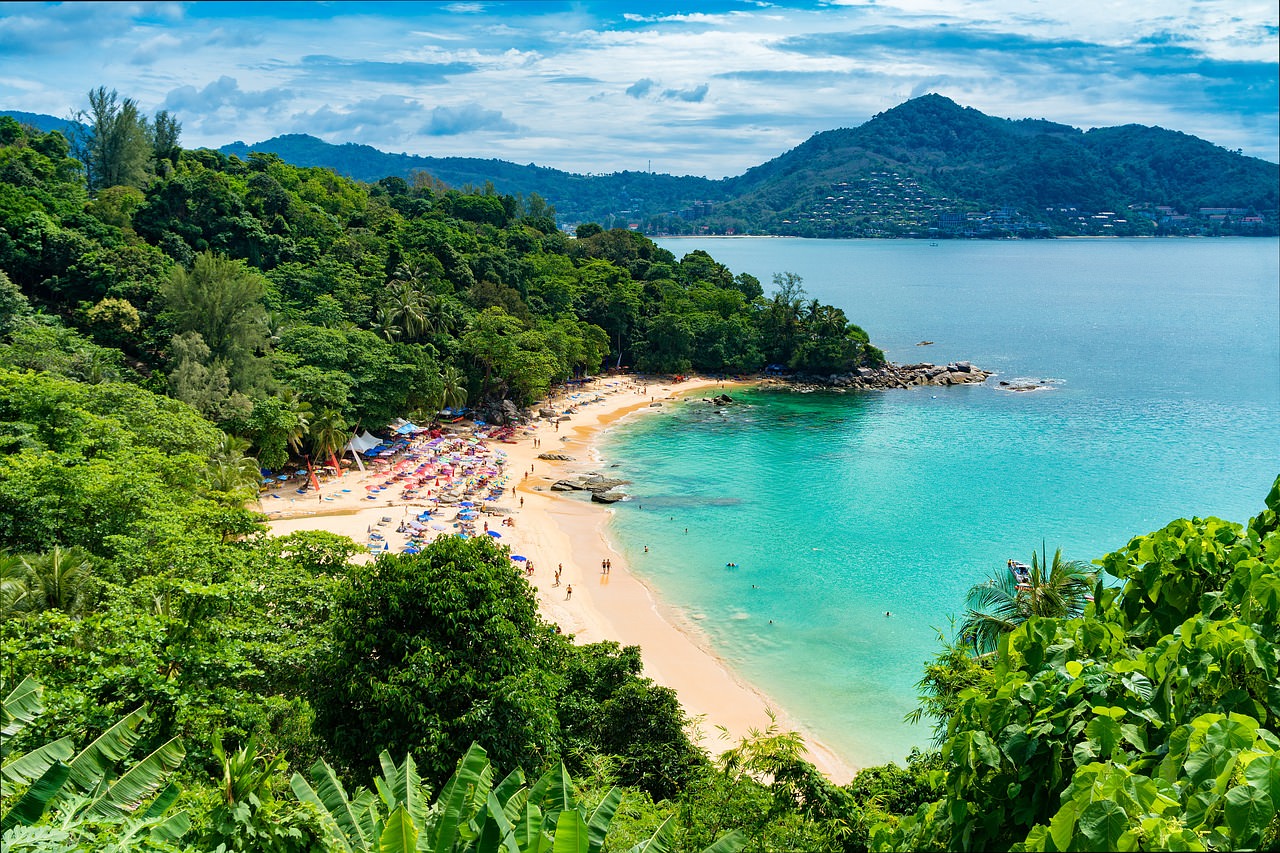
84;737;185;818
291;759;367;853
426;743;493;853
1;676;44;740
1;736;74;787
551;808;589;853
585;787;622;853
67;707;148;791
379;805;418;853
0;761;72;831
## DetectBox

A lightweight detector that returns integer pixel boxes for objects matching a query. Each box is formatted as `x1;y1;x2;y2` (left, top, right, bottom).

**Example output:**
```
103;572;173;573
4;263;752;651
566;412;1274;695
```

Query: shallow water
599;238;1280;767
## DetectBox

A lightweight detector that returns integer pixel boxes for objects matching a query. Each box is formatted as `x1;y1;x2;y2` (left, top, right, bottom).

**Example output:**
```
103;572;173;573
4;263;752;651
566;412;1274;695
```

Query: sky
0;1;1276;178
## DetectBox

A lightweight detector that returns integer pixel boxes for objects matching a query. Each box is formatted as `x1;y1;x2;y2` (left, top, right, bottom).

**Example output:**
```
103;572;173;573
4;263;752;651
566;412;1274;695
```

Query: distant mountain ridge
5;95;1276;236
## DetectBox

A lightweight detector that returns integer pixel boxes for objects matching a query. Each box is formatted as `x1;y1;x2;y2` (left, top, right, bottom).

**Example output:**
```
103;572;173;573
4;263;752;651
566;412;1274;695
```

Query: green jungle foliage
1;94;1277;851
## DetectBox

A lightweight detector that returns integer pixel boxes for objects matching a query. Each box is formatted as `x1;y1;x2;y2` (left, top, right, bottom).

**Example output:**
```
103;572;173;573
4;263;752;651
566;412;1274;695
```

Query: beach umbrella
486;530;502;538
459;501;475;507
510;555;527;562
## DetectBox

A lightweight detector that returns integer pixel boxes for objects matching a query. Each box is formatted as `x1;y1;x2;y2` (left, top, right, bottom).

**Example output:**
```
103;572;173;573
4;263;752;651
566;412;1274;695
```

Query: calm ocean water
597;238;1280;767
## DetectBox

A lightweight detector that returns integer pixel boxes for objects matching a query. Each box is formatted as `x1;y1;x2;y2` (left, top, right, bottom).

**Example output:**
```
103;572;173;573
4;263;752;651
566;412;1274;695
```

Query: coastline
263;376;856;783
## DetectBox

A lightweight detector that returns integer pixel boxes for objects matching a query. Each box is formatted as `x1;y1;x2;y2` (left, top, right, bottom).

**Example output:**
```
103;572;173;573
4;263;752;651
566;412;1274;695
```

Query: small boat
1008;560;1032;586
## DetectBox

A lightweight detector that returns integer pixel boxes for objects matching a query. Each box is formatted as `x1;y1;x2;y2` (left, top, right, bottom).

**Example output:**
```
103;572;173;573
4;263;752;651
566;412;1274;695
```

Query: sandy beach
263;377;855;783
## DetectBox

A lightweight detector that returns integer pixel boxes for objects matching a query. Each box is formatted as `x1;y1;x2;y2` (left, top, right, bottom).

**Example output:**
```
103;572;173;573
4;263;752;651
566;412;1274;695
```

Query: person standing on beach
566;584;573;600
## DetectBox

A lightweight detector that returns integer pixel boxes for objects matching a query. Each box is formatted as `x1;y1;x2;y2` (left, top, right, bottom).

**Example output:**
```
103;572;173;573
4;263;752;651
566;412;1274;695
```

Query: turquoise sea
598;238;1280;768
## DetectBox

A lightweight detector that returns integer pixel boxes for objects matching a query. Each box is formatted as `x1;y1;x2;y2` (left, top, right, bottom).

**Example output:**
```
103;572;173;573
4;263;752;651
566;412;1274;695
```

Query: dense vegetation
12;94;1274;237
18;92;1276;237
2;93;1278;850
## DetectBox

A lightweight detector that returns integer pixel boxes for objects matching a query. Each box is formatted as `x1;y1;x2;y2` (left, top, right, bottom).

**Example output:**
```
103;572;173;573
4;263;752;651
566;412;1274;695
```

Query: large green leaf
1;676;44;740
379;805;419;853
1077;799;1129;851
148;809;192;843
1224;784;1274;846
513;802;550;853
83;736;185;818
291;759;367;853
66;706;148;791
0;761;71;831
428;743;493;853
551;808;589;853
585;787;621;853
528;762;574;829
1;736;74;786
627;815;675;853
1244;754;1280;804
477;789;516;853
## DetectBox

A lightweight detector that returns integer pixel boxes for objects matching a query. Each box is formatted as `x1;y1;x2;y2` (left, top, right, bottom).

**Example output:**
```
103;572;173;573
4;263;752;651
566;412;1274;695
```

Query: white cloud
0;0;1273;175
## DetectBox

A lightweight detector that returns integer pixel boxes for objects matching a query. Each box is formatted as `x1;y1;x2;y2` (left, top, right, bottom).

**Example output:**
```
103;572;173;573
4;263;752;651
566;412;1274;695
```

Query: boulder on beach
537;453;575;461
591;491;625;503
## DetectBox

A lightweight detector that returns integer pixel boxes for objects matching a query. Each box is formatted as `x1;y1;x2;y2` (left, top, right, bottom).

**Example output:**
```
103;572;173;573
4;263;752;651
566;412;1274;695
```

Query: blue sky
1;1;1276;177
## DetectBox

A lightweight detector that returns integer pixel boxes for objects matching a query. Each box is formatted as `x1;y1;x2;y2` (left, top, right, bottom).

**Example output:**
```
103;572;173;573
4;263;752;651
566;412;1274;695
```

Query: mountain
213;96;1280;237
6;96;1276;236
715;95;1278;236
219;134;726;227
0;109;85;138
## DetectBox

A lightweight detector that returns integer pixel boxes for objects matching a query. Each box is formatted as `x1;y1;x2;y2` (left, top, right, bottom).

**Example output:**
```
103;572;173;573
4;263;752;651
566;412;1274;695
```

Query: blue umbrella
510;555;527;562
486;530;502;538
459;501;476;507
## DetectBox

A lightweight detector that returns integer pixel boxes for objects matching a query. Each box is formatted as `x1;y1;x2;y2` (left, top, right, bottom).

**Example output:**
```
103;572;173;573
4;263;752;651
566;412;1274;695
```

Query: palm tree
16;545;98;617
0;553;35;619
307;407;350;462
386;282;426;339
958;546;1097;655
440;365;468;412
373;305;403;342
278;389;312;455
207;433;262;495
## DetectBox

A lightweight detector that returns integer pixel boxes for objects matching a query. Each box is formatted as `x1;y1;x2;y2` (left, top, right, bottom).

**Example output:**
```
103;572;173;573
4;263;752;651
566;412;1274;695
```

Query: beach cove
265;376;857;783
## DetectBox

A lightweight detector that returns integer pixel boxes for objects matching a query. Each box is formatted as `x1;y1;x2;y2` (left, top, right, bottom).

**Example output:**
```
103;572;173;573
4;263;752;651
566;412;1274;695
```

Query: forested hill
221;95;1278;237
218;133;727;228
715;94;1279;237
8;95;1276;236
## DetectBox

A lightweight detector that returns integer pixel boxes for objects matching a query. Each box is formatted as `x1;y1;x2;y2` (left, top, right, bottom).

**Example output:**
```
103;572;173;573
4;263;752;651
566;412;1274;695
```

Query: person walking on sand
566;584;573;600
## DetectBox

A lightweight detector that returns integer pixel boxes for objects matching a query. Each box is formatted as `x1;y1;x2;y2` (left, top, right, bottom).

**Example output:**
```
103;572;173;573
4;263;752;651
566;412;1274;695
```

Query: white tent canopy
345;430;381;454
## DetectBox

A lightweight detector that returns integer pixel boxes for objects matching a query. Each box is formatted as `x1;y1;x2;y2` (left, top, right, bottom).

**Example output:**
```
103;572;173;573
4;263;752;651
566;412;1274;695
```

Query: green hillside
8;96;1275;237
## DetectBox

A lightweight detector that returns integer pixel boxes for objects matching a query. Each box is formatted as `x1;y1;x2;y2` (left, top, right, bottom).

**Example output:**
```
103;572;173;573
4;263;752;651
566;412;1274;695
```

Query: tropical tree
440;364;468;412
74;87;152;191
957;546;1096;655
291;743;745;853
306;407;349;464
0;555;33;620
206;433;262;497
1;677;188;840
9;547;97;618
159;252;270;394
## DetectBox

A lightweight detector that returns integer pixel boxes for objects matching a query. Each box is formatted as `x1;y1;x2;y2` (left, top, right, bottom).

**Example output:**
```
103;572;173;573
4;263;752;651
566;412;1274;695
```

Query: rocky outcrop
550;473;629;495
702;394;735;405
537;453;575;461
591;491;625;503
759;361;993;392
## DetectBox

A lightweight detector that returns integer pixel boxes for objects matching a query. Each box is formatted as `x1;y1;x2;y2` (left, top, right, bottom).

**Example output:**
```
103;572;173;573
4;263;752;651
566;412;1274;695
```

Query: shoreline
263;376;856;783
